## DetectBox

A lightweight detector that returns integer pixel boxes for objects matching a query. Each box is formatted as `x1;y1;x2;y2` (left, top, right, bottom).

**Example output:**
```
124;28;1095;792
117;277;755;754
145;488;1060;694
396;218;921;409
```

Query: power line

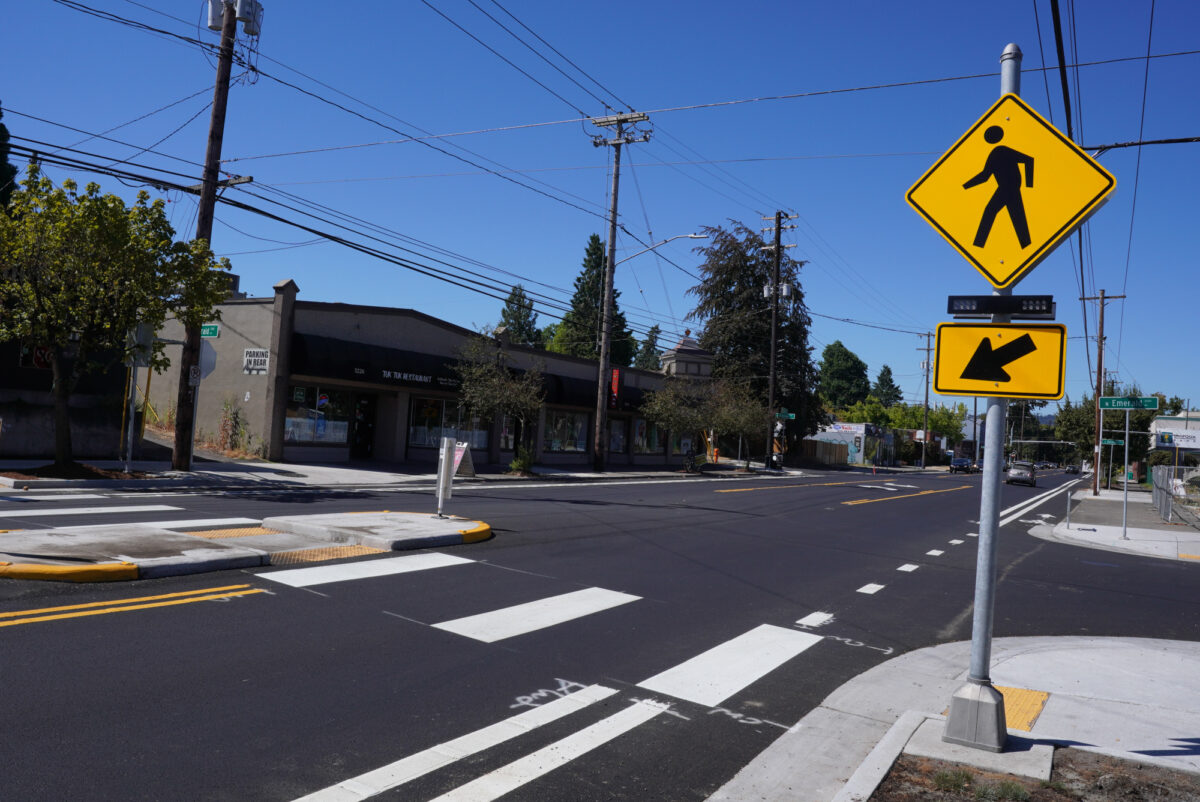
1116;0;1156;370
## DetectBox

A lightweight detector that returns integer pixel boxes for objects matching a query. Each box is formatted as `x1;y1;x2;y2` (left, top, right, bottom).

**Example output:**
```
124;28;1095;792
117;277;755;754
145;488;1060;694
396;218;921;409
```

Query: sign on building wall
243;348;269;374
1157;429;1200;449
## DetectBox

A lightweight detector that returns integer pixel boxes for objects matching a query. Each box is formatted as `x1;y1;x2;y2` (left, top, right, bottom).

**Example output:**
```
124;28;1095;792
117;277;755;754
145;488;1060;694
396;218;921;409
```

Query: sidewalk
710;483;1200;801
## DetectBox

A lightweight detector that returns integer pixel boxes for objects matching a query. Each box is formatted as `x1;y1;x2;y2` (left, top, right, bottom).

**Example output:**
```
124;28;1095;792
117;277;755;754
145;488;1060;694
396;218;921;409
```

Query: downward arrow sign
960;333;1037;382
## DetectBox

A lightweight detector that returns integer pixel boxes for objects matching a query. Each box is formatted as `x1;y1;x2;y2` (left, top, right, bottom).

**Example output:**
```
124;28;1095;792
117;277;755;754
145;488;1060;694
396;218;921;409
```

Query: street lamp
593;233;707;472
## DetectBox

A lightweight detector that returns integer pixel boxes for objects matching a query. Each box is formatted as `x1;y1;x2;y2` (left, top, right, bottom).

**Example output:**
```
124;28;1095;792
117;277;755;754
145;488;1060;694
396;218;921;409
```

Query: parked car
1064;464;1080;474
949;457;974;473
1005;461;1037;487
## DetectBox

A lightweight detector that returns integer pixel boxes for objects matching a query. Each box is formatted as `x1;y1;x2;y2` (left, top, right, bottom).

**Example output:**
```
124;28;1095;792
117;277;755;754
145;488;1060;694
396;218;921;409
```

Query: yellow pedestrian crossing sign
908;94;1115;289
934;322;1066;400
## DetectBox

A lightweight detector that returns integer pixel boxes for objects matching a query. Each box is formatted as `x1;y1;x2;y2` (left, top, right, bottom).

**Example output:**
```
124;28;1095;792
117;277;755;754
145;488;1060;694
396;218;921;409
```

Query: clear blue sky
6;0;1198;411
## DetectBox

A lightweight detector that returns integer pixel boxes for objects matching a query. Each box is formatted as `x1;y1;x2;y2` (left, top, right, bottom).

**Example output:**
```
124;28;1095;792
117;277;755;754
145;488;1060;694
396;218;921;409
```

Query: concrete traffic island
0;513;492;582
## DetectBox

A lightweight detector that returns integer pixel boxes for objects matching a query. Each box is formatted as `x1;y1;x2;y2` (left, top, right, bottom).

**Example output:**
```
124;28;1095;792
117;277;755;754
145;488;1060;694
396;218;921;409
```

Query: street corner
260;511;494;551
0;560;139;583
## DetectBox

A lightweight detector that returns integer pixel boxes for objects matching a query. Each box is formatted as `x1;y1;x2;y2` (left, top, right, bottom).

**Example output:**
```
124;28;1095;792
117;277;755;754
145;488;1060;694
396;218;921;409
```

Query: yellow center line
842;485;972;505
0;589;267;628
0;584;254;620
716;480;875;494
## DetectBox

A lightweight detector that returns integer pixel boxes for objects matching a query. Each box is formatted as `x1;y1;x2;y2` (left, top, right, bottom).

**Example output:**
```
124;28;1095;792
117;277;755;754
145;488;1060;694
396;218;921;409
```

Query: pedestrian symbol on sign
962;126;1034;249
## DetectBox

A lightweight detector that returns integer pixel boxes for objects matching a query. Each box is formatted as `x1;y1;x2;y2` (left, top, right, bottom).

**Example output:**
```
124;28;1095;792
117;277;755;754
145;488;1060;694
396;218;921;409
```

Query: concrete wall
150;299;275;454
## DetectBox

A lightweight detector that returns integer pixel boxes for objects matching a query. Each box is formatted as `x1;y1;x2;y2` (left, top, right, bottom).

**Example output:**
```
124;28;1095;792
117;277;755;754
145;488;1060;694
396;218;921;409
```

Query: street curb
0;561;139;582
832;710;934;802
459;522;492;543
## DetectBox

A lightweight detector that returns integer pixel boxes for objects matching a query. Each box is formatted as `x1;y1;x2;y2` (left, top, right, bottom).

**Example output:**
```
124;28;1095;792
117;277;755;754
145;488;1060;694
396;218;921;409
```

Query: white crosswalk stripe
432;587;641;643
0;504;181;518
637;624;822;706
428;699;667;802
262;552;473;588
0;493;107;502
295;685;619;801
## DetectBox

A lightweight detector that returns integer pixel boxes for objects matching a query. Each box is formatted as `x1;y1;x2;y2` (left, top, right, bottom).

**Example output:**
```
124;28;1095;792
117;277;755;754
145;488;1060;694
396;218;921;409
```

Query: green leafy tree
818;340;870;409
547;234;635;366
871;365;902;407
841;396;889;426
707;380;772;469
686;221;821;440
0;167;230;466
0;104;17;209
451;335;545;471
499;284;540;347
639;377;710;469
633;324;662;370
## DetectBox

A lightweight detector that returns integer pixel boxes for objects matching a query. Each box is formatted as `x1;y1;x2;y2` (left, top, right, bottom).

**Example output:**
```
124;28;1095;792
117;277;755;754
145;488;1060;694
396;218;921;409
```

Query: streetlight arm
614;233;706;266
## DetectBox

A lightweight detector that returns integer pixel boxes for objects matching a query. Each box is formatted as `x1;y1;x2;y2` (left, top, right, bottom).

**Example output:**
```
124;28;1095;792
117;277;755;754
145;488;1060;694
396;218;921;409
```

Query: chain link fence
1151;465;1200;529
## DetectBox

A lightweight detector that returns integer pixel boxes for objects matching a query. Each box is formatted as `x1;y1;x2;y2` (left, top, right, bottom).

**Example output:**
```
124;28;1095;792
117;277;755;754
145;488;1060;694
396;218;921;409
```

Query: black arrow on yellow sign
960;333;1037;382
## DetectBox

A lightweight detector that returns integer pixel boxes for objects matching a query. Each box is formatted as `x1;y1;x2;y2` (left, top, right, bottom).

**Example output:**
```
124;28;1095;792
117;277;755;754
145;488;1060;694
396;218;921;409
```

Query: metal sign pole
943;42;1022;754
1122;409;1130;539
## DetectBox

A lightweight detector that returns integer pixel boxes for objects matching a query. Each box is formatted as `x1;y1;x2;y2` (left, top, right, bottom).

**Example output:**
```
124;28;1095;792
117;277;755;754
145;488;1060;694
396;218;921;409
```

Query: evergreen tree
499;284;540;347
547;234;635;365
871;364;902;407
818;340;870;409
686;221;821;437
633;324;662;370
0;104;18;209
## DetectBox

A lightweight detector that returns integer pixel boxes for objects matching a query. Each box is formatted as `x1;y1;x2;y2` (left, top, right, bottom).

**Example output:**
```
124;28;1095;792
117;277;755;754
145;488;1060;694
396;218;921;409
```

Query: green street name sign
775;412;796;420
1101;438;1124;445
1098;396;1158;410
200;324;220;338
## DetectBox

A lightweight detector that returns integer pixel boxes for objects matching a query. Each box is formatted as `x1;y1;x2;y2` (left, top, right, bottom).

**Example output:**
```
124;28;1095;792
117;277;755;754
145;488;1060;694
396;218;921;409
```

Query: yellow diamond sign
908;94;1115;289
934;322;1066;400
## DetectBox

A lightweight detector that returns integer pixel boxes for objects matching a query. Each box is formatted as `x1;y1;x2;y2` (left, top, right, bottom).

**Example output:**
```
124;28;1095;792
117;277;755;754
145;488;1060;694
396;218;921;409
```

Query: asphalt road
2;469;1199;800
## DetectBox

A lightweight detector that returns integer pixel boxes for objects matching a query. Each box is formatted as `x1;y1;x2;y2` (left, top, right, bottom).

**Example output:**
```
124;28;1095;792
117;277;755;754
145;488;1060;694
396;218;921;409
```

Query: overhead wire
1116;0;1156;370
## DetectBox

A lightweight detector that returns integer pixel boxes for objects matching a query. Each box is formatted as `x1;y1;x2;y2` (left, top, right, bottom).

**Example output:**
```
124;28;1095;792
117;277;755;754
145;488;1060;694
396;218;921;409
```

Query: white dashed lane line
857;584;885;595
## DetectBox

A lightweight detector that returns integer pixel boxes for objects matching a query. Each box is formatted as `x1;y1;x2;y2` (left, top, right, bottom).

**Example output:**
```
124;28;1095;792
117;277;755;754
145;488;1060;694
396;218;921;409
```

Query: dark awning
291;333;461;391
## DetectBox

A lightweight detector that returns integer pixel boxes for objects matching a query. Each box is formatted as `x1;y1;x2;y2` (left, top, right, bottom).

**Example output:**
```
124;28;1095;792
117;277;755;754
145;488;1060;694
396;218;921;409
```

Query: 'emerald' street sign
1101;439;1124;446
1098;396;1158;410
200;324;220;338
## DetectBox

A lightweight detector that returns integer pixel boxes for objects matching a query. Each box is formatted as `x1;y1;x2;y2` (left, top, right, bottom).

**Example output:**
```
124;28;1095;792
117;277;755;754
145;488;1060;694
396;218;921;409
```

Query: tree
499;284;540;347
633;324;662;370
547;234;635;366
871;365;902;407
451;335;545;471
841;396;889;427
706;380;772;469
0;104;17;209
686;221;821;439
638;377;710;469
818;340;870;409
0;167;230;466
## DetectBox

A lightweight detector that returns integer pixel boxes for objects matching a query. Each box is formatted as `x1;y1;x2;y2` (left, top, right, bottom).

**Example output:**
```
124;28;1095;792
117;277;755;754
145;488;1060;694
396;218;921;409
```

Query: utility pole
1080;289;1125;494
590;112;649;472
760;211;797;470
918;333;933;466
173;0;243;470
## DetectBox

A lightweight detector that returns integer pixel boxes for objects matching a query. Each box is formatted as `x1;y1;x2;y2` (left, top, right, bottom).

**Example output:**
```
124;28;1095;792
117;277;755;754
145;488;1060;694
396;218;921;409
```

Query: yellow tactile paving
997;685;1050;731
184;526;284;539
270;545;384;565
941;685;1050;732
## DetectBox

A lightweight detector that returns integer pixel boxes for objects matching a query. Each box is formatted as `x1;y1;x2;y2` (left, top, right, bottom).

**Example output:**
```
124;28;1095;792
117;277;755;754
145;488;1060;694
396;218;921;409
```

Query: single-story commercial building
147;279;710;469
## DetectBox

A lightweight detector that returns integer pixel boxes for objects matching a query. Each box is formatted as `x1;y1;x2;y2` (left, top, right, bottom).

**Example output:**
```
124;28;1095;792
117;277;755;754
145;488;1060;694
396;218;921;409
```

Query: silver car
1005;461;1037;487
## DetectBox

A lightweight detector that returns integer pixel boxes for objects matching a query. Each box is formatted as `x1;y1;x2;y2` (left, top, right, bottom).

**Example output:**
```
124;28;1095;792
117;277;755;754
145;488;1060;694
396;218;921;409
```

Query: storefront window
632;418;662;454
409;397;488;449
543;409;589;453
499;415;516;451
672;431;696;455
608;418;627;454
285;386;351;444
